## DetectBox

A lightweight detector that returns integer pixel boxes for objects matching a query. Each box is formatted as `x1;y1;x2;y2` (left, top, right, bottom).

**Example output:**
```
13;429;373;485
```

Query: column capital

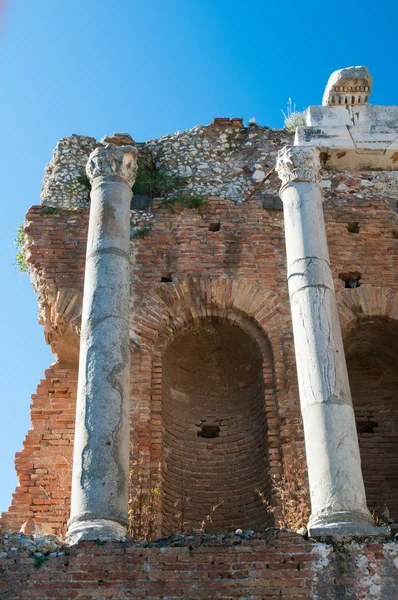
86;143;138;187
276;145;321;188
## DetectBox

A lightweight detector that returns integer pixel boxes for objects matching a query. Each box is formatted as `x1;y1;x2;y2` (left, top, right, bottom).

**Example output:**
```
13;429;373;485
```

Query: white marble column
276;146;384;538
67;143;137;543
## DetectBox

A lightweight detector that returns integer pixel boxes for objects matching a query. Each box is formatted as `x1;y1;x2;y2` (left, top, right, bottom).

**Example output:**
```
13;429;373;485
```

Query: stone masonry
1;67;398;598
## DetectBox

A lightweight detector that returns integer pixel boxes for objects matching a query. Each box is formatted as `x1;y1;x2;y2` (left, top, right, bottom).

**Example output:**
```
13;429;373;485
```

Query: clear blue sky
0;0;397;514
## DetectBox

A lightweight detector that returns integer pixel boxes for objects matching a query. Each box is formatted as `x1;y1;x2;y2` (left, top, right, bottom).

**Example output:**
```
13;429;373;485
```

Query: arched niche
345;316;398;520
161;316;274;534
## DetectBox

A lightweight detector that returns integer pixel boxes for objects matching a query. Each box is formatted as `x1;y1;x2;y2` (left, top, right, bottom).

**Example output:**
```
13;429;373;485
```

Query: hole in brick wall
356;420;378;434
197;423;220;438
161;275;173;283
345;317;398;521
339;272;361;288
347;222;360;233
209;222;221;232
393;230;398;239
162;317;274;534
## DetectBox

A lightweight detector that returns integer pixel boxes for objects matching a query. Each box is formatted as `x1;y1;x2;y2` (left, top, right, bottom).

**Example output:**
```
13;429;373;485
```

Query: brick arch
132;275;292;393
337;285;398;520
42;288;82;363
130;276;291;533
337;284;398;336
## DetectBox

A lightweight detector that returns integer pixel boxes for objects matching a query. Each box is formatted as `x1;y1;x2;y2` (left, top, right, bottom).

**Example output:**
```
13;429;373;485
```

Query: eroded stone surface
322;65;372;106
276;145;321;187
86;143;138;187
296;66;398;171
40;125;292;209
277;147;374;536
101;132;136;146
67;145;138;542
41;135;99;208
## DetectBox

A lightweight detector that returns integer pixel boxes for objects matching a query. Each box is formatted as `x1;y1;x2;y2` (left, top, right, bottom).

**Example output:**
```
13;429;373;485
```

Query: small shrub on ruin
130;225;152;239
132;165;188;199
273;448;311;531
13;224;27;273
258;427;311;532
77;171;92;190
282;98;307;132
128;450;161;542
370;484;392;527
158;195;207;213
33;555;49;569
40;206;60;215
196;501;224;533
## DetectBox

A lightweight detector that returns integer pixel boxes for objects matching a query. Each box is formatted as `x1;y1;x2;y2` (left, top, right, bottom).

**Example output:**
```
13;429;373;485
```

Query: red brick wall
2;172;398;537
0;532;397;600
0;365;77;535
161;319;273;533
345;318;398;520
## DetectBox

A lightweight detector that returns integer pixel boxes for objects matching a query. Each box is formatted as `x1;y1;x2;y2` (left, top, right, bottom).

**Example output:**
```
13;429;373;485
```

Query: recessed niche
161;318;273;534
346;317;398;520
161;275;173;283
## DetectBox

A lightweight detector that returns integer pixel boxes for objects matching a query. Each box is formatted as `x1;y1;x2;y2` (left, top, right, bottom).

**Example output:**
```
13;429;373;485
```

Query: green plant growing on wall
132;165;188;199
196;501;224;533
33;555;49;569
77;171;92;190
257;423;311;532
130;225;152;239
75;164;188;199
14;224;27;273
282;98;307;132
128;449;161;542
159;195;207;213
40;206;60;215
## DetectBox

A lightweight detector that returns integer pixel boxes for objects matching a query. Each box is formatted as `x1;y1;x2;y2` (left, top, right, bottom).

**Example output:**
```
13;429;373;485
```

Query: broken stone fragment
322;66;372;106
101;132;136;146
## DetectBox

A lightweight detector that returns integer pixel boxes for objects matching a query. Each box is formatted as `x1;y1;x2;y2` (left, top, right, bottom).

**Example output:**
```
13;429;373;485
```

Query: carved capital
276;146;321;188
86;143;138;187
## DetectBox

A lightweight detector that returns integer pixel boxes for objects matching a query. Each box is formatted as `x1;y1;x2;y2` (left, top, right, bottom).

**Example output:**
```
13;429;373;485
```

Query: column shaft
277;146;384;538
67;144;137;543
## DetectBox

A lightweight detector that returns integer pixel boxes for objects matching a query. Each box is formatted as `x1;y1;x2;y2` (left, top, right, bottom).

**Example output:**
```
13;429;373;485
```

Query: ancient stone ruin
1;66;398;598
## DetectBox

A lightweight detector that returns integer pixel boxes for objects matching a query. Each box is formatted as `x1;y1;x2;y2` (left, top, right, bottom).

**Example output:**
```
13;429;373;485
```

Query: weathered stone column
276;146;383;538
67;143;137;543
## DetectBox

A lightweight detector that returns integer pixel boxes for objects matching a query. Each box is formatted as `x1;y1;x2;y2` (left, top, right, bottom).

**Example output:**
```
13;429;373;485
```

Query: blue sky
0;0;397;513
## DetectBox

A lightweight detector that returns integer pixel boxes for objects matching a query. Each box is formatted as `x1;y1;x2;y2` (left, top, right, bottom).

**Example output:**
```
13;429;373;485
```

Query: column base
308;513;390;540
66;519;127;545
